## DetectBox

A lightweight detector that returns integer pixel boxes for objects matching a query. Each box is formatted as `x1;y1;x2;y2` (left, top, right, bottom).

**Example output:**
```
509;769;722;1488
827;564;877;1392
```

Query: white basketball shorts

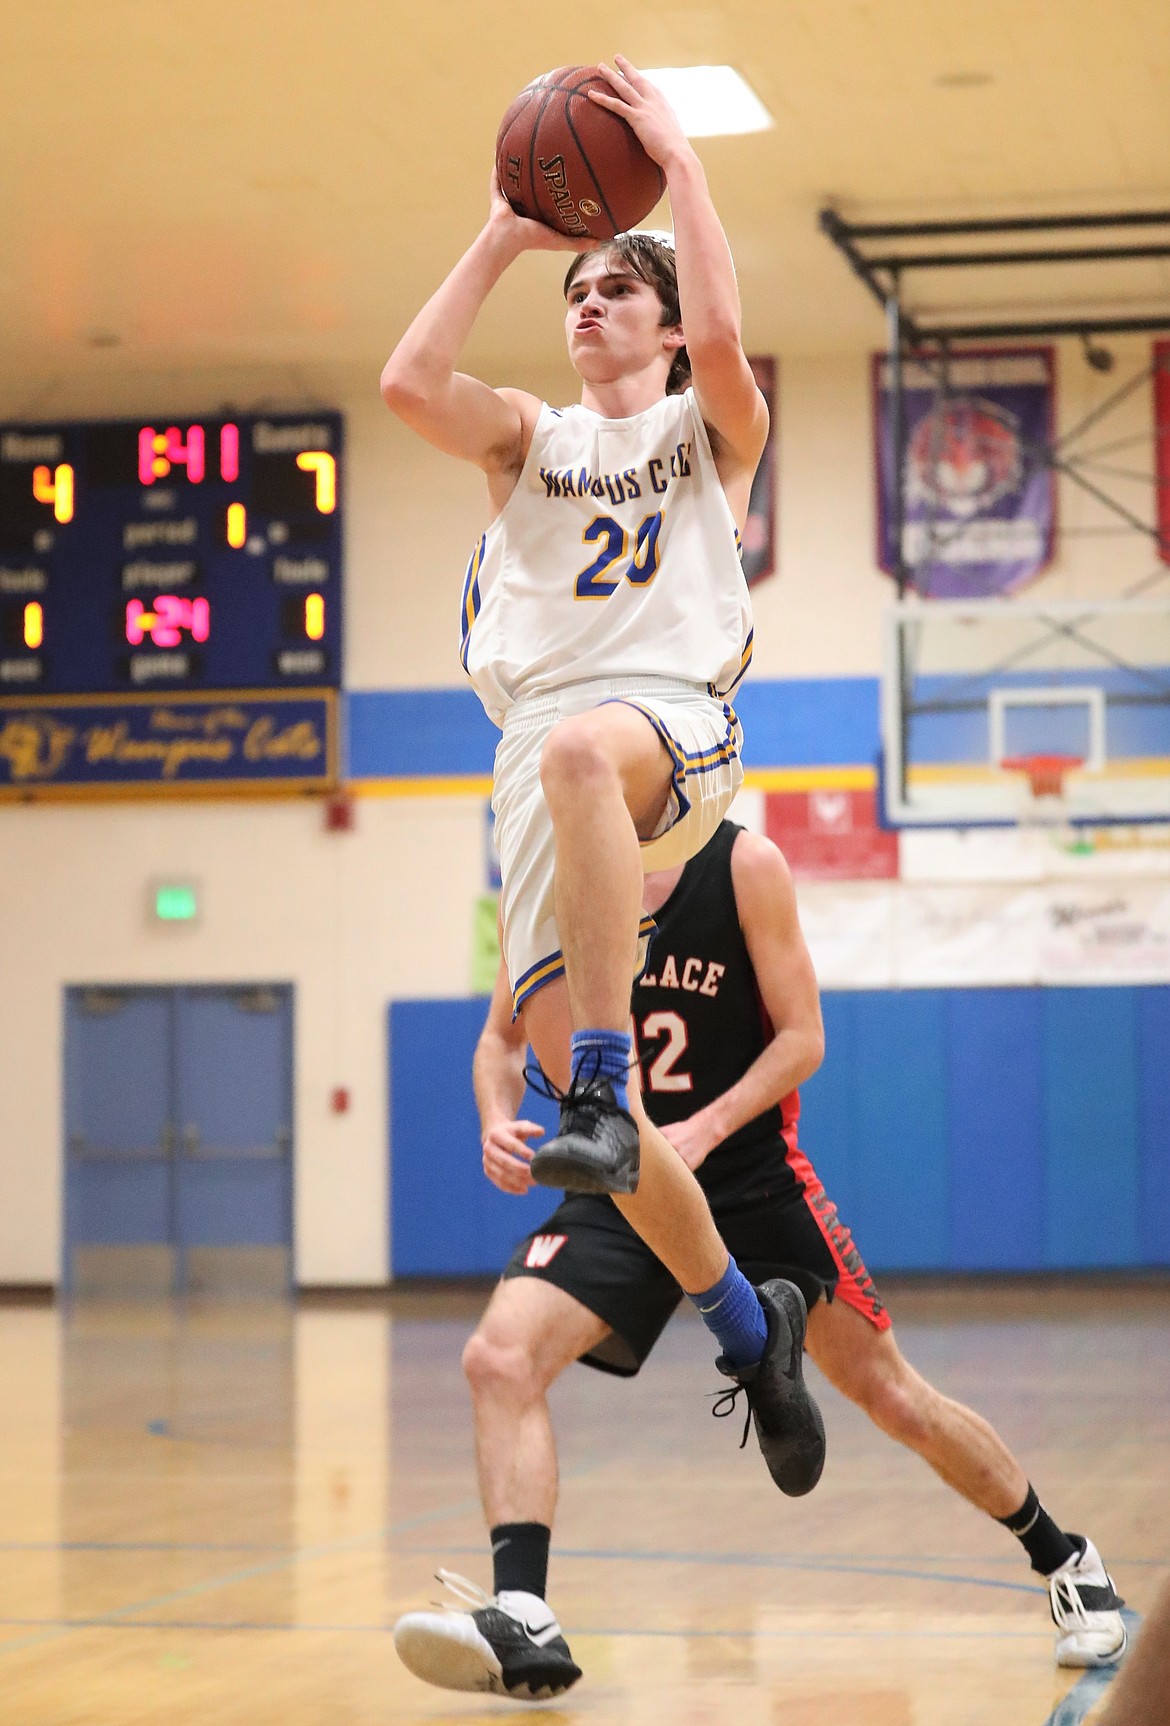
492;676;744;1015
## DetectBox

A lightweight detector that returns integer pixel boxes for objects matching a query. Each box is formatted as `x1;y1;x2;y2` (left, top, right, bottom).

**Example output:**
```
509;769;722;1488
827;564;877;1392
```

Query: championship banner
0;689;337;796
873;347;1056;597
742;357;777;586
1155;339;1170;565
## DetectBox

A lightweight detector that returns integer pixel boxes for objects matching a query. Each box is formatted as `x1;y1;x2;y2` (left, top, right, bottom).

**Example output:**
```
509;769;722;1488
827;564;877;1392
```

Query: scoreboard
0;412;343;696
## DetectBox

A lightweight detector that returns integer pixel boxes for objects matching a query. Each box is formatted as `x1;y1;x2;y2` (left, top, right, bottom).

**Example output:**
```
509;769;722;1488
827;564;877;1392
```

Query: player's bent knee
539;718;613;799
461;1327;541;1404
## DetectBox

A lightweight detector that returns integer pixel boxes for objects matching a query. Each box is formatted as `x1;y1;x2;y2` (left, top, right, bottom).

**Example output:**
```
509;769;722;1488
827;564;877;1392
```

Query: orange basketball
495;65;666;243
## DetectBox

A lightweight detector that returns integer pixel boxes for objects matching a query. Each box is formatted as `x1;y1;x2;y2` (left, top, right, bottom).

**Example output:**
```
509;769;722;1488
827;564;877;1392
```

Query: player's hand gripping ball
495;64;666;242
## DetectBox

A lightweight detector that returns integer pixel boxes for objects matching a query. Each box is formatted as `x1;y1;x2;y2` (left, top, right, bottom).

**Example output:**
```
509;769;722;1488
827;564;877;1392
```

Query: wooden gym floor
0;1280;1166;1725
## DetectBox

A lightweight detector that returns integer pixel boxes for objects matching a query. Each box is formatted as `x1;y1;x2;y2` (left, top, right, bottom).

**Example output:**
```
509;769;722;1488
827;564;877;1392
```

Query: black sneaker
528;1072;640;1195
393;1571;582;1701
712;1277;826;1496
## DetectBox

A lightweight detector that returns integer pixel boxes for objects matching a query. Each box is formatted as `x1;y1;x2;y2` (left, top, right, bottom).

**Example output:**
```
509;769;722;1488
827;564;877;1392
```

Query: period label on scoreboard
0;413;343;697
0;690;337;796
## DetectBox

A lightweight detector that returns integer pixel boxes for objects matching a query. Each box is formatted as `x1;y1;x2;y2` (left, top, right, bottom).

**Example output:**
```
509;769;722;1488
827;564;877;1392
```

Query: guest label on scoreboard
0;412;343;695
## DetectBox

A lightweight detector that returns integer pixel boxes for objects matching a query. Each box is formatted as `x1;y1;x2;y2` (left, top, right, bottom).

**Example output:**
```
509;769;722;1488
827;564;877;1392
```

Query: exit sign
152;881;199;923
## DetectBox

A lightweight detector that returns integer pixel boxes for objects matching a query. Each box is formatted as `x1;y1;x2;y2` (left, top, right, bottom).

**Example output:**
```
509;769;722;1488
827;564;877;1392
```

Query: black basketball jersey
632;820;802;1209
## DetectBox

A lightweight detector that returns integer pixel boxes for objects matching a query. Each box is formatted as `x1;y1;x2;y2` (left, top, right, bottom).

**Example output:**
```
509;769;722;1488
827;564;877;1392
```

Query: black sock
997;1485;1080;1576
490;1522;551;1599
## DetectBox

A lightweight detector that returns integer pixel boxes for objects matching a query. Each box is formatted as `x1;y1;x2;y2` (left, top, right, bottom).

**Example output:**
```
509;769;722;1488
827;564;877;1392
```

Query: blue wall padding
856;991;951;1267
1138;989;1170;1262
731;678;880;768
1042;990;1141;1267
348;688;499;779
389;986;1170;1278
348;671;1168;782
348;678;883;780
389;999;560;1275
945;991;1045;1270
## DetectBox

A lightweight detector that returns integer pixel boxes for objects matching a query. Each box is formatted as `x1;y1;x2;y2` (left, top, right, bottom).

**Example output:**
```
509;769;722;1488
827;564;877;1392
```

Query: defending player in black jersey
393;821;1126;1701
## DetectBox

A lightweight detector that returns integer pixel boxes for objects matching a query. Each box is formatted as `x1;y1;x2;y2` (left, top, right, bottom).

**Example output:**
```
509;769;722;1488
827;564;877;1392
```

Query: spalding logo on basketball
904;398;1023;519
495;65;666;242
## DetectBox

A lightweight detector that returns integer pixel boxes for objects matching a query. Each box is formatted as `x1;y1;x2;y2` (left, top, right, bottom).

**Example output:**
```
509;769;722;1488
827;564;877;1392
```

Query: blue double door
64;984;294;1292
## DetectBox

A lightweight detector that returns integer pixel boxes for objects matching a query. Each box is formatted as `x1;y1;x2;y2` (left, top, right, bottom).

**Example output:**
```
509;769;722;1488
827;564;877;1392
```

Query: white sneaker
393;1570;582;1701
1048;1537;1127;1668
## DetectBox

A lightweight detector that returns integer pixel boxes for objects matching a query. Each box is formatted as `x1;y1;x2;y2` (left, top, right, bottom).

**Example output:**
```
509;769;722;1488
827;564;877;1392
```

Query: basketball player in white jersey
381;56;826;1499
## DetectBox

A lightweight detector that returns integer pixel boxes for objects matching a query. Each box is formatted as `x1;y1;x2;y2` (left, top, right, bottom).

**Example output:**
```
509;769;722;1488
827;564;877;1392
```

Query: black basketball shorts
502;1179;889;1377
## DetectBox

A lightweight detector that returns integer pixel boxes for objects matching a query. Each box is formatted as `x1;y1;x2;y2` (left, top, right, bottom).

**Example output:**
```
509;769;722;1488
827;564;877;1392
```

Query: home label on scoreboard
0;413;343;695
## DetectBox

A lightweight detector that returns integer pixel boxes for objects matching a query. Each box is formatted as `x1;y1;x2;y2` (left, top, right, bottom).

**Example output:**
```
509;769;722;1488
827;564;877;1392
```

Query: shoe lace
523;1047;641;1112
1050;1572;1092;1629
1049;1566;1121;1629
433;1568;492;1612
710;1383;753;1450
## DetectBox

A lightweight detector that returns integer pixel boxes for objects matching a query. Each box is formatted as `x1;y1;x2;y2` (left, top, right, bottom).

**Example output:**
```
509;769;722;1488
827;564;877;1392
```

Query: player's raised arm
588;56;769;474
380;174;582;482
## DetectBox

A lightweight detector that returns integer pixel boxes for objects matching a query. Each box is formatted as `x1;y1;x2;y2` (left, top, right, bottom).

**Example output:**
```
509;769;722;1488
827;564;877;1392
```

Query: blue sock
570;1028;632;1112
688;1258;768;1367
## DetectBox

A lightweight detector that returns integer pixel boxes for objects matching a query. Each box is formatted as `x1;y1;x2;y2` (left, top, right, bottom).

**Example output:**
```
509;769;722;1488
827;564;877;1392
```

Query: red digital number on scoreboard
137;424;241;487
125;595;211;647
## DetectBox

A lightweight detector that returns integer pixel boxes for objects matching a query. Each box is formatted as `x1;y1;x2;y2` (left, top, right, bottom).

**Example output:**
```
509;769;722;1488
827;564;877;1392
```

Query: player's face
564;254;680;383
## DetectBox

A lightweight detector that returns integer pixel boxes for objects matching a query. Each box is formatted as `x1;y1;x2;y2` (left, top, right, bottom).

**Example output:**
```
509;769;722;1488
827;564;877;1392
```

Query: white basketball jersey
458;388;754;727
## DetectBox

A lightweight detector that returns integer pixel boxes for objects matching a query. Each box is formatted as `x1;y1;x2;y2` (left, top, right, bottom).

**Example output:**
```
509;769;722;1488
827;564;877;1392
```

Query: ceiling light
642;66;774;137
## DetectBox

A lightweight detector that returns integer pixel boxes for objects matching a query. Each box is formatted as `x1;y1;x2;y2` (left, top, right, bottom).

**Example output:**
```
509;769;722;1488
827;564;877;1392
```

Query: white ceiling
3;0;1168;390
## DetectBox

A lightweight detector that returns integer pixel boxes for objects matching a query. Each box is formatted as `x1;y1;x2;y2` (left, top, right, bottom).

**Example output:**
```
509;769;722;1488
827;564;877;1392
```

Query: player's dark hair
563;235;691;395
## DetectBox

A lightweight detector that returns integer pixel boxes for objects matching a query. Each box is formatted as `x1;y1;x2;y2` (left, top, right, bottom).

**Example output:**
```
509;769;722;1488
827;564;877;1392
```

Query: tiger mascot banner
872;347;1055;597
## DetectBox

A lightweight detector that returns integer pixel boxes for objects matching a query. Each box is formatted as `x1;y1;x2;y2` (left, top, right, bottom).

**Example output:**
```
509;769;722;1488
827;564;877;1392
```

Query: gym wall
0;336;1162;1283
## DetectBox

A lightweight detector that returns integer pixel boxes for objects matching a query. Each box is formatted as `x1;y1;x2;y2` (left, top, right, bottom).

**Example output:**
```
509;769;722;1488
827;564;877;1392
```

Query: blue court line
0;1540;1164;1568
0;1456;619;1657
0;1541;295;1554
1039;1611;1142;1726
0;1493;484;1659
396;1542;1046;1597
0;1618;1060;1639
1043;1667;1115;1726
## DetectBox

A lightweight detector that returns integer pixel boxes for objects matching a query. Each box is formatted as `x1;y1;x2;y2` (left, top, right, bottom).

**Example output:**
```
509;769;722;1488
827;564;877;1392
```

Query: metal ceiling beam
911;313;1170;340
864;243;1170;271
820;205;1170;343
831;209;1170;240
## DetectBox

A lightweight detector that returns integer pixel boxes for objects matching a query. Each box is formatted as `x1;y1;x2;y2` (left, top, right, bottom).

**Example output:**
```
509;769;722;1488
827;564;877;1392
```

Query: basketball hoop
1001;753;1084;800
1000;753;1086;839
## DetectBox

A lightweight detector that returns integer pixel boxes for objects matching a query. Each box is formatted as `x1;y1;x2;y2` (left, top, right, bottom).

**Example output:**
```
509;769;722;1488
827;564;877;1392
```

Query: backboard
883;598;1170;825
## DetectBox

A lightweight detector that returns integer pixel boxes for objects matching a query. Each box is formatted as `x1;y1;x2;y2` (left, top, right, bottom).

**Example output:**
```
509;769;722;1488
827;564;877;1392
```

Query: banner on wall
0;691;337;796
796;879;1170;989
742;357;777;587
765;788;899;881
795;886;897;989
1040;883;1170;983
1155;339;1170;565
873;347;1056;597
896;885;1043;986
